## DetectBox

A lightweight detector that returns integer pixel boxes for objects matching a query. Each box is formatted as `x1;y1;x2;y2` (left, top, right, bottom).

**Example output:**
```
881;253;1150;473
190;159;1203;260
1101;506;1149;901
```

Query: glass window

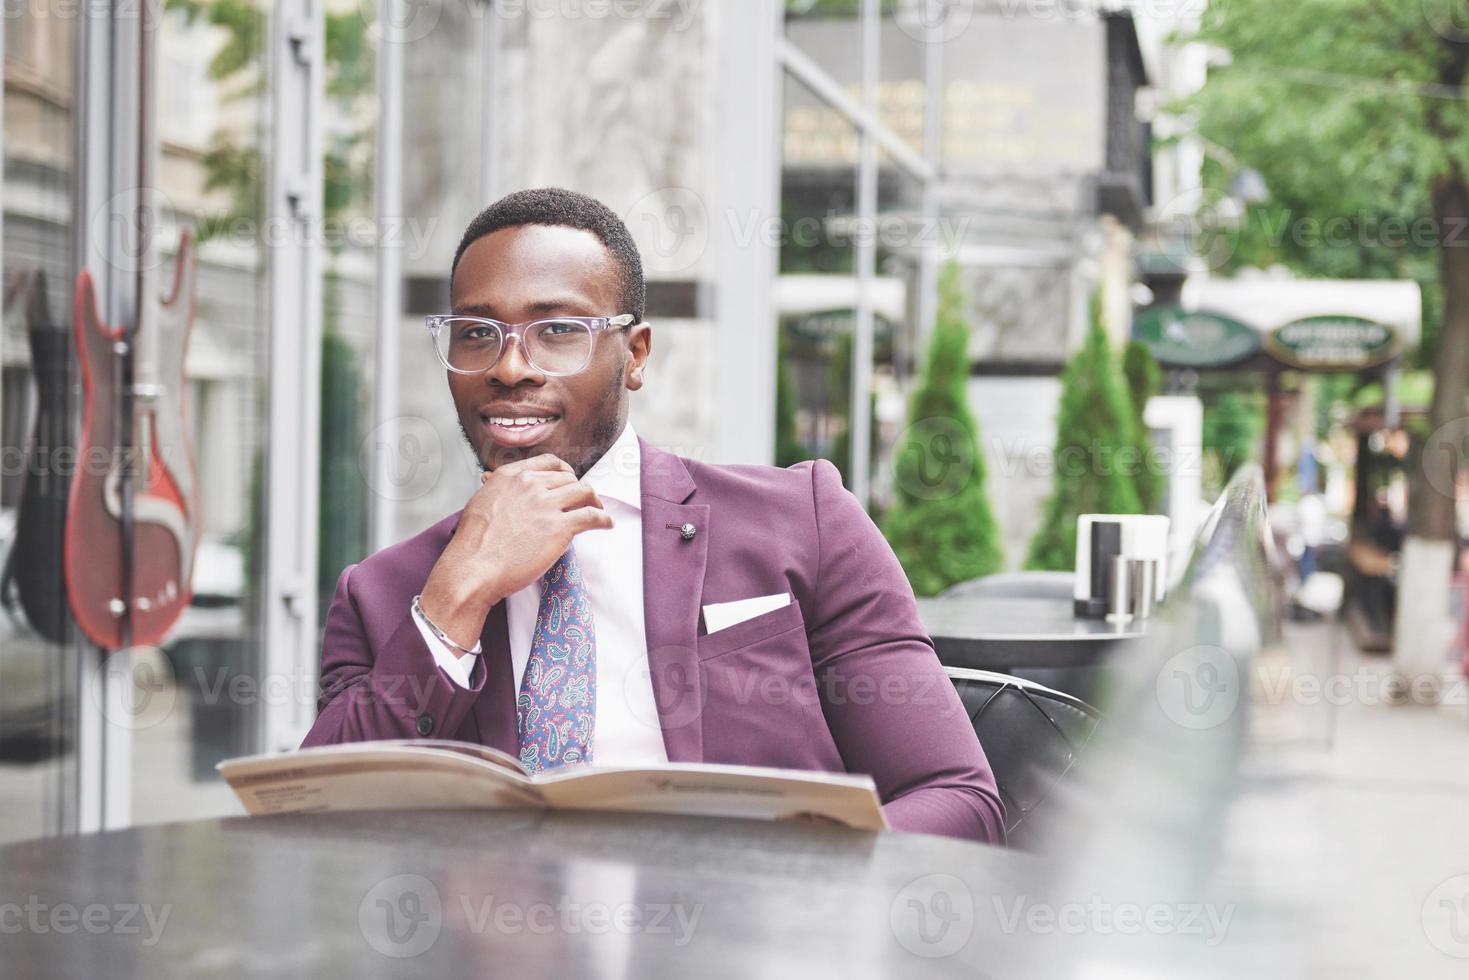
778;68;862;479
318;3;377;618
0;6;80;844
130;0;278;825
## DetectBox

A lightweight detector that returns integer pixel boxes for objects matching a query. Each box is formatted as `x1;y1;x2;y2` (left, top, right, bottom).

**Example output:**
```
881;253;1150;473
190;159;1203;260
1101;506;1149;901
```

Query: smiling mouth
479;412;562;448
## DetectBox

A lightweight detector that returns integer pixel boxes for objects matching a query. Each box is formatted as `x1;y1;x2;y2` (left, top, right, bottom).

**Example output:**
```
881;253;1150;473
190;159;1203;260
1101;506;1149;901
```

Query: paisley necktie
517;546;597;773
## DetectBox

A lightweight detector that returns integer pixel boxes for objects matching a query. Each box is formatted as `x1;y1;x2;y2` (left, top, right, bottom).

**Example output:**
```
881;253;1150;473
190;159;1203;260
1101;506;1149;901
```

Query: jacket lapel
639;438;709;763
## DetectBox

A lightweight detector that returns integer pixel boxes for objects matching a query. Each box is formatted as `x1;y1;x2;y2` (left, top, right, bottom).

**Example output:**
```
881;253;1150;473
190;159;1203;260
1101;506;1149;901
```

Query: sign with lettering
1131;306;1261;368
1265;316;1399;370
782;18;1104;173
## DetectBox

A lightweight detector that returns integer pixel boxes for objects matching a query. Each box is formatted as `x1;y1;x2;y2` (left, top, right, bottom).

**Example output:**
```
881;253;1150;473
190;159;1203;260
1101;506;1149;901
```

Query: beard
459;365;627;479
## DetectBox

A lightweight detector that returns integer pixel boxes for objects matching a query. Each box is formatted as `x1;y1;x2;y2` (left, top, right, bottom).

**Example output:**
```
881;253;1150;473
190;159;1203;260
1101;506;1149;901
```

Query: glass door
0;3;82;844
127;0;278;826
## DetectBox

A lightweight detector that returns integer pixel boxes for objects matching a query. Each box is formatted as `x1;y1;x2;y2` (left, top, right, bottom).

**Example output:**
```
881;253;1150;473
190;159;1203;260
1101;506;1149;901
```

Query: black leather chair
945;666;1101;851
940;571;1101;704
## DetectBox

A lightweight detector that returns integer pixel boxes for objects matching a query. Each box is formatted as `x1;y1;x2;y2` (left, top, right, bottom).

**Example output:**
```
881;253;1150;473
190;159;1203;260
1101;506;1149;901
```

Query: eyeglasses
425;313;637;377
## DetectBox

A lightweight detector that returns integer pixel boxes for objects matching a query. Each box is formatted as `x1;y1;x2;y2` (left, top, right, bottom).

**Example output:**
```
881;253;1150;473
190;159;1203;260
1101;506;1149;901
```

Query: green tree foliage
825;330;881;491
168;0;265;83
774;329;810;468
318;296;369;614
171;0;376;234
828;390;879;495
1189;0;1469;543
1121;339;1164;512
1025;295;1143;571
882;263;1002;595
1187;2;1447;364
1201;388;1264;498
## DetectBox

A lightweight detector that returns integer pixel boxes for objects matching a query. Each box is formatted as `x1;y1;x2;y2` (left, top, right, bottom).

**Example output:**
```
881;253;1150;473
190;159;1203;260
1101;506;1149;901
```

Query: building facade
0;0;1169;841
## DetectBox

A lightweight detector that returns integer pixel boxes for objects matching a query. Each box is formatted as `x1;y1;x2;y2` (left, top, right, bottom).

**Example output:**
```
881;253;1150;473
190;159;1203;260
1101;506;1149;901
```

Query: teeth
487;416;554;428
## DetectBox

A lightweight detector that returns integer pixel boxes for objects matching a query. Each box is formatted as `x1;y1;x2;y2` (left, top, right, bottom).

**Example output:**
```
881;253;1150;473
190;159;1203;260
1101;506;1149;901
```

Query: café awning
1183;277;1421;348
1135;276;1423;372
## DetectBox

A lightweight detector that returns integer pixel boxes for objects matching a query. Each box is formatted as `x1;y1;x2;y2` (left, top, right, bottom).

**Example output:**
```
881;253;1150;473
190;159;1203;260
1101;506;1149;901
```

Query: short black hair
451;187;646;323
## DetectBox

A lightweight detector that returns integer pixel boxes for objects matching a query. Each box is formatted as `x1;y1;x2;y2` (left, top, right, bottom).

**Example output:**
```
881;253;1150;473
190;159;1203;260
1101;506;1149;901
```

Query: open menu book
217;740;889;831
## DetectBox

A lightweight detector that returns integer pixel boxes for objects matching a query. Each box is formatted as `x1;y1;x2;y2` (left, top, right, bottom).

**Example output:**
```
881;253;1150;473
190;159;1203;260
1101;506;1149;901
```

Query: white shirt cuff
411;600;481;690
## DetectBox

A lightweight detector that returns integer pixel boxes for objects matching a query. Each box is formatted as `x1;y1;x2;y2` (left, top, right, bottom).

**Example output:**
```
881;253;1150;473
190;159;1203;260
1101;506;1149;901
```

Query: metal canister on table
1106;555;1133;624
1131;559;1158;620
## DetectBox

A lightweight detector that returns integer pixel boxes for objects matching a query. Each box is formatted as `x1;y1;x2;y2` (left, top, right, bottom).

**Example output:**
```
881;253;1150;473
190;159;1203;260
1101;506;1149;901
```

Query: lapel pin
667;522;698;541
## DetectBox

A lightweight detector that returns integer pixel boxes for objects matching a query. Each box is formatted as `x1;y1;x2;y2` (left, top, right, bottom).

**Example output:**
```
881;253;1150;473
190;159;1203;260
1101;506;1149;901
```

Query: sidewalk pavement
1219;618;1469;979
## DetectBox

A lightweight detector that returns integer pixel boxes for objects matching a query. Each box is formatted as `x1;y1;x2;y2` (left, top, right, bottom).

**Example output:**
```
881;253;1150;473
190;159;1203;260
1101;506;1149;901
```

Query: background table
916;595;1146;673
0;809;1045;978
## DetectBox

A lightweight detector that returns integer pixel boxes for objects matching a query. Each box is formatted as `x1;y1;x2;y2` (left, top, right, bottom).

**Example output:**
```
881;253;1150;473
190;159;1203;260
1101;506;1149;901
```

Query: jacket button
416;714;434;737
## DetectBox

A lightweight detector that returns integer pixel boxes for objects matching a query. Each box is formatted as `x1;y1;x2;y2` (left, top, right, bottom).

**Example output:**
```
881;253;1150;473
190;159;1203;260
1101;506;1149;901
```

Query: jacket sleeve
301;563;488;748
805;459;1006;845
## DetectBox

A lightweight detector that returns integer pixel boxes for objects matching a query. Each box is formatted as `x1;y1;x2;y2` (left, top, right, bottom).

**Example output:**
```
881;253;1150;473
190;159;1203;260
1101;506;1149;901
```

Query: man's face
448;224;652;476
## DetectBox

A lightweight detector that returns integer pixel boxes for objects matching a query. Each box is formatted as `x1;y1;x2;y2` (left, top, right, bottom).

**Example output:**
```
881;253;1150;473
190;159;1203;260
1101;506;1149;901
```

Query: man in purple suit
303;188;1004;845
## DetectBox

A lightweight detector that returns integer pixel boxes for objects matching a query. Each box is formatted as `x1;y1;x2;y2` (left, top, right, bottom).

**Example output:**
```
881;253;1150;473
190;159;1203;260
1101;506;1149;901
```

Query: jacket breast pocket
696;599;806;662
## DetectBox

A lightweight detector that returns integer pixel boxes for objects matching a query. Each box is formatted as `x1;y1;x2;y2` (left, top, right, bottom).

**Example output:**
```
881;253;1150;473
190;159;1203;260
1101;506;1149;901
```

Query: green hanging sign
1131;306;1261;368
1265;316;1399;370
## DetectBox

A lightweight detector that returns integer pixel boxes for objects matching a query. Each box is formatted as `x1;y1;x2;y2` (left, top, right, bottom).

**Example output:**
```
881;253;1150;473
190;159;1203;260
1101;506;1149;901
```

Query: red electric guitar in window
64;231;199;650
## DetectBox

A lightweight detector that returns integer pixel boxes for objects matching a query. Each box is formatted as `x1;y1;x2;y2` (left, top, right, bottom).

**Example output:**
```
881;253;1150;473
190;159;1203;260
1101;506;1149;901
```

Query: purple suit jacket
303;439;1005;844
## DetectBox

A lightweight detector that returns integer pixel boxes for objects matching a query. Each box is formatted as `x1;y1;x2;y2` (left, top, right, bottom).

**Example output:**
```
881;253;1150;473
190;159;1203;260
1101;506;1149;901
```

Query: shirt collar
582;421;641;512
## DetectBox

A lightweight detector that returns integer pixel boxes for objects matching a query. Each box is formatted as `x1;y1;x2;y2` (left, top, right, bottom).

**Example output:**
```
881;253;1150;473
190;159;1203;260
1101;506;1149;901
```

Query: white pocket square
702;593;790;635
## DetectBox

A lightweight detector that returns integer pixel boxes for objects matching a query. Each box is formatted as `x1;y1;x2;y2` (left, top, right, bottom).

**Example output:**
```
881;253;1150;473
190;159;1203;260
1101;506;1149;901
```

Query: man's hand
418;454;612;654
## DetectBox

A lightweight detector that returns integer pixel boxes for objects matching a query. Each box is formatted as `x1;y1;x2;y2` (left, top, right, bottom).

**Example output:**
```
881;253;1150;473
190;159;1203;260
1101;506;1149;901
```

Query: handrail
1174;462;1281;629
1017;460;1283;947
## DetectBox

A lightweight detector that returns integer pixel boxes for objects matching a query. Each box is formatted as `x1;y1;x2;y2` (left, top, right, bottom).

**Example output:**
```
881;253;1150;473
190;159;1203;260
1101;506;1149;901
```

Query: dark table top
916;595;1146;671
0;809;1046;979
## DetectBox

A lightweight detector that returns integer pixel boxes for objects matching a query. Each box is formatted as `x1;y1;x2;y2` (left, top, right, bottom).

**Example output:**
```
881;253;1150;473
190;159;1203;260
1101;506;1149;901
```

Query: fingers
497;453;574;477
564;505;615;534
481;461;572;493
549;481;604;512
491;469;580;495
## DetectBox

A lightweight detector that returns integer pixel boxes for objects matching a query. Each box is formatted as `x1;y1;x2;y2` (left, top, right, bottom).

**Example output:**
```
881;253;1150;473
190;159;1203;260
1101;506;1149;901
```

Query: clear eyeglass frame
424;313;637;377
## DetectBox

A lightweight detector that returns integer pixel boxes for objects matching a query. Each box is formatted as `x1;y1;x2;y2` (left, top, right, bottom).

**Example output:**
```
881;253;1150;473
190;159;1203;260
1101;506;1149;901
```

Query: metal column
914;0;946;361
713;0;784;465
261;2;326;753
371;0;405;552
849;0;881;506
71;0;156;834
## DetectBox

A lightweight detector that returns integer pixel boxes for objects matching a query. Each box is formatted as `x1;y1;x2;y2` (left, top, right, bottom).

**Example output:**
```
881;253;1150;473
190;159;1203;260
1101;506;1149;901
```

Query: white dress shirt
412;423;669;766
